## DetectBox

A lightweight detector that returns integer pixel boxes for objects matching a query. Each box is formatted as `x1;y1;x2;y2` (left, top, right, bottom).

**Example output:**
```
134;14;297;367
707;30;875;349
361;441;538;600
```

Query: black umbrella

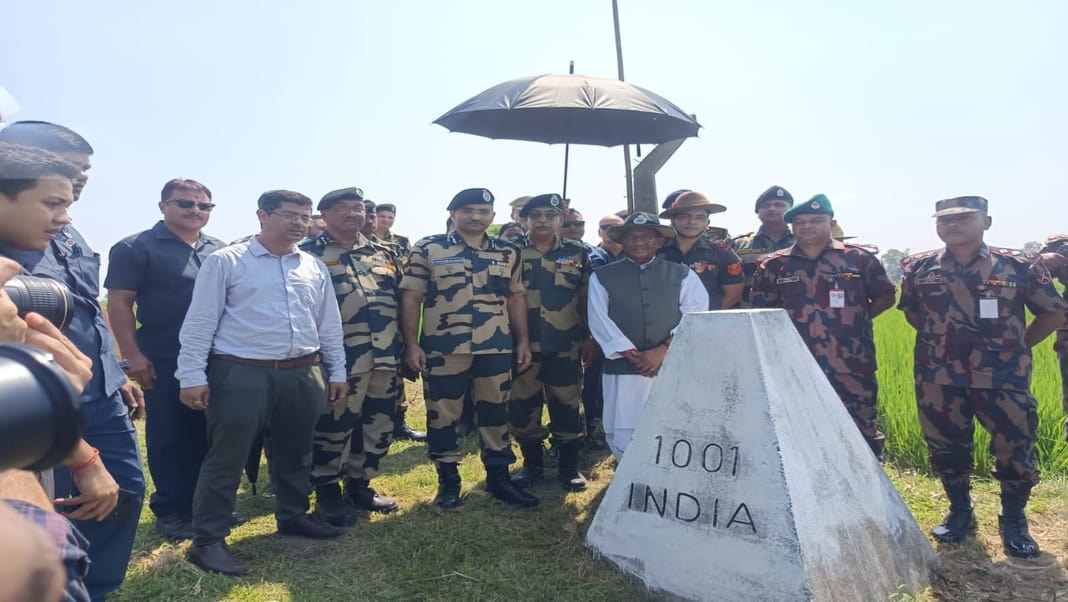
433;73;700;147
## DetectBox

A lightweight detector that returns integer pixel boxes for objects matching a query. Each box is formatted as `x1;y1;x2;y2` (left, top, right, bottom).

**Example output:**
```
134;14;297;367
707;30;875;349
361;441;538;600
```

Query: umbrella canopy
433;74;700;147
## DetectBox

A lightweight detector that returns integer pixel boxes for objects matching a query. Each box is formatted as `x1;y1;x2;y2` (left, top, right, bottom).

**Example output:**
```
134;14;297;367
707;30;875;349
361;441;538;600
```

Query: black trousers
145;357;207;518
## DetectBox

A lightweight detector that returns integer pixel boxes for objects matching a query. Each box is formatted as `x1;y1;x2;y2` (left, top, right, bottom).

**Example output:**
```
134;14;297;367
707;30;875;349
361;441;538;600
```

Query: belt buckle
273;359;281;370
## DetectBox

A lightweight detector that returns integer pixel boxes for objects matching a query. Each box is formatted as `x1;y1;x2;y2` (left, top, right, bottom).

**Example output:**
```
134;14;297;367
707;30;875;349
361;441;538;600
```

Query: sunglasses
168;199;216;212
563;220;586;228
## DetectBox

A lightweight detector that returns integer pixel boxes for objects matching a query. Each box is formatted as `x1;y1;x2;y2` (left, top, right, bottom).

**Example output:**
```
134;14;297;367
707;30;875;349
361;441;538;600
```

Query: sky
3;0;1066;270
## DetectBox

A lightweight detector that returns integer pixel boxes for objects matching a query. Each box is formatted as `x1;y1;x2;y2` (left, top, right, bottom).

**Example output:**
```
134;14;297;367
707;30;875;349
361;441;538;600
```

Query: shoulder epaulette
416;233;448;246
844;242;880;255
730;232;755;243
989;246;1035;262
756;247;791;267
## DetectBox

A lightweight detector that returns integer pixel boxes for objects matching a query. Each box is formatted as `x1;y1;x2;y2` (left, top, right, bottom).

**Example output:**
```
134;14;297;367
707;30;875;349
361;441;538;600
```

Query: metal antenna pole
611;0;635;211
563;60;574;198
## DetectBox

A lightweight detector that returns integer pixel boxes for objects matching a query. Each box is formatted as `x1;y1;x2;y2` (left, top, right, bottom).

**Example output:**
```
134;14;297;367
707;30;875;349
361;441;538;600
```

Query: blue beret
662;188;692;210
755;186;793;212
318;187;364;211
448;188;495;210
519;193;564;217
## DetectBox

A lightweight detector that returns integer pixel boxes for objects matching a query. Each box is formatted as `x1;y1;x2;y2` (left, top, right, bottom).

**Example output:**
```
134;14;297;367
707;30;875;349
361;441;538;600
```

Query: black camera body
0;344;83;470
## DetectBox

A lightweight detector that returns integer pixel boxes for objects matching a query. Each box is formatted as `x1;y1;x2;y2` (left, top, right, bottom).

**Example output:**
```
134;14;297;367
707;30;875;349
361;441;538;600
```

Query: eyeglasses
268;210;313;224
563;220;586;228
168;199;216;212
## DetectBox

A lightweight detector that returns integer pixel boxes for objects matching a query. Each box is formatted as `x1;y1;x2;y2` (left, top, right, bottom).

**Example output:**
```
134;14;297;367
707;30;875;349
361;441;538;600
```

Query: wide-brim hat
607;212;676;243
659;191;727;219
830;223;856;240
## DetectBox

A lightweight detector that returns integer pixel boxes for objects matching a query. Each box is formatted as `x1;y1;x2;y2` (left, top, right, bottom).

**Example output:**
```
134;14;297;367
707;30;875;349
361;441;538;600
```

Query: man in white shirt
176;190;347;576
587;212;708;459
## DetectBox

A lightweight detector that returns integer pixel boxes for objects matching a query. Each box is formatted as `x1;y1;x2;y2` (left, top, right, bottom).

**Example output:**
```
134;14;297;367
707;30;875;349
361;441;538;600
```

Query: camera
0;344;83;470
3;275;74;330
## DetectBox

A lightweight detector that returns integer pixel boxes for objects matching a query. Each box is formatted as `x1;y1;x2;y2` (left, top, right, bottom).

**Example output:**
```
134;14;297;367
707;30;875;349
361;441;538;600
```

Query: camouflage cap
519;193;564;217
318;186;364;211
755;185;793;212
607;211;676;242
659;191;727;219
661;188;692;210
448;187;494;210
784;194;834;222
933;196;987;217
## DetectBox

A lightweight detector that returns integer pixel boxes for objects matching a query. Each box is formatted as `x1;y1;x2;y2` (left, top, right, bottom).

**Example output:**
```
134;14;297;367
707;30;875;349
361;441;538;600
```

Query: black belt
212;352;320;370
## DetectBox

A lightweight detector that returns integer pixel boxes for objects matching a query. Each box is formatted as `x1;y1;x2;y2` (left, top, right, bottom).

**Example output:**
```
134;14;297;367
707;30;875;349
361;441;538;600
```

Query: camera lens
3;275;73;331
0;344;83;471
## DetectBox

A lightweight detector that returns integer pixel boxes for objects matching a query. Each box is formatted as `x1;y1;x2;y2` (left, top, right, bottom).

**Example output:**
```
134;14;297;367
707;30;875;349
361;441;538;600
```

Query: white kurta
587;259;708;459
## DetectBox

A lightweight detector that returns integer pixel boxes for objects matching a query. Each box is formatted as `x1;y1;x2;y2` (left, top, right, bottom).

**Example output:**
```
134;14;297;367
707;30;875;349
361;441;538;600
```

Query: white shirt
176;237;346;387
587;256;708;359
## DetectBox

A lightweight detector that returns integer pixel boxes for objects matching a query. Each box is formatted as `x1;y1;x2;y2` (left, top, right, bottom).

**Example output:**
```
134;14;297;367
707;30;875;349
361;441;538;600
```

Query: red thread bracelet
69;447;100;472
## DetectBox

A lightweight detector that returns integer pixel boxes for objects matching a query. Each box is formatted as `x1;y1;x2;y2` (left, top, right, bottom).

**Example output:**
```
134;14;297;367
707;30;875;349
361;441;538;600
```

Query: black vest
596;257;688;375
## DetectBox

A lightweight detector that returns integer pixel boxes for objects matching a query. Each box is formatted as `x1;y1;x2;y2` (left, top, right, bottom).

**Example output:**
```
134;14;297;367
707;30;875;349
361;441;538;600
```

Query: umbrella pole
611;0;635;210
563;60;575;198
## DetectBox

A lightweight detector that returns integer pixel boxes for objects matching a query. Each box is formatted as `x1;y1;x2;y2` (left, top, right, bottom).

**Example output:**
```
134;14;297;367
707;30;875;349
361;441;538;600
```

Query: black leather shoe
188;542;248;576
155;514;193;540
277;514;346;539
485;466;539;508
434;462;463;509
317;484;358;526
346;479;398;513
513;442;544;489
930;508;977;543
393;423;428;442
999;513;1040;558
557;440;588;492
230;511;247;526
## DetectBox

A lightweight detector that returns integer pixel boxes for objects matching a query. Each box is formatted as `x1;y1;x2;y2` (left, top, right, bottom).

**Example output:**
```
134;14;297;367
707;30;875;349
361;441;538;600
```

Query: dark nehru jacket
595;257;689;375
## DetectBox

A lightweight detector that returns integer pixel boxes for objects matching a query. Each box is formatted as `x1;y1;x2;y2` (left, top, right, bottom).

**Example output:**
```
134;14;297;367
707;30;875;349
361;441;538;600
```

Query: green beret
784;194;834;222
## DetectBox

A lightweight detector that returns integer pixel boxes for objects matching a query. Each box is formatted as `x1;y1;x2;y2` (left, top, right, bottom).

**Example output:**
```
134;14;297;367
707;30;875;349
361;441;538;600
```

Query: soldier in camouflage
899;196;1066;558
751;194;896;458
661;188;730;243
400;188;539;509
507;193;591;492
300;188;405;526
372;202;426;442
658;191;745;310
1038;234;1068;440
731;185;795;307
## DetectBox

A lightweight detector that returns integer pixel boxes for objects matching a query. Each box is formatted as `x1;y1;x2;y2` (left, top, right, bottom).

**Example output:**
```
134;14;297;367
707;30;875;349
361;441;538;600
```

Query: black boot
485;465;540;508
585;420;607;451
557;440;588;492
314;483;357;527
930;478;976;543
512;442;545;489
999;483;1039;558
434;462;463;509
393;406;427;442
345;478;398;513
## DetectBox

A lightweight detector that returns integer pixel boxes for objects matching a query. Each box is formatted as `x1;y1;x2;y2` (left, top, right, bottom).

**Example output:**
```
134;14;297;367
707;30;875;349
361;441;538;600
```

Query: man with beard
105;179;225;541
178;190;348;575
400;188;537;509
731;186;795;307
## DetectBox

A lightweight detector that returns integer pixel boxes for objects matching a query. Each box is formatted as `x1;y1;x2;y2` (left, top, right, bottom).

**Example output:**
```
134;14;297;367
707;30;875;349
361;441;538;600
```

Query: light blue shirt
176;236;346;387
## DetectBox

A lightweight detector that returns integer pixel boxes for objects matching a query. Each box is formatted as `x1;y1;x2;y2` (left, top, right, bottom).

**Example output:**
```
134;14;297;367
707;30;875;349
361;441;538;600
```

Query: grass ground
113;309;1068;601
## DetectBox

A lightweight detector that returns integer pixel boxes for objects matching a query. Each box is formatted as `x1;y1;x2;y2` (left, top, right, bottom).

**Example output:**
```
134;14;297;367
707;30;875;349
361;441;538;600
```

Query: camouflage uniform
508;235;589;444
378;232;412;263
659;237;745;310
1039;235;1068;422
752;240;896;456
898;244;1067;488
703;226;731;243
300;231;403;485
401;230;524;466
731;226;794;307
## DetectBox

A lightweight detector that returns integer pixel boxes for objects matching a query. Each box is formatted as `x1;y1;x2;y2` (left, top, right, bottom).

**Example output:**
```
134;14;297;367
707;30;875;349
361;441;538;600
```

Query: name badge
431;257;465;265
916;275;944;285
323;259;342;266
979;298;998;319
776;276;800;284
829;289;845;308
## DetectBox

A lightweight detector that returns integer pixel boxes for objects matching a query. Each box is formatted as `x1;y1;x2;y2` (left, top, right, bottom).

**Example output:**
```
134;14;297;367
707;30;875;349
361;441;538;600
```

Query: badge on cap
810;201;819;209
634;214;648;224
550;194;560;207
777;189;785;197
355;188;364;197
482;190;492;202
